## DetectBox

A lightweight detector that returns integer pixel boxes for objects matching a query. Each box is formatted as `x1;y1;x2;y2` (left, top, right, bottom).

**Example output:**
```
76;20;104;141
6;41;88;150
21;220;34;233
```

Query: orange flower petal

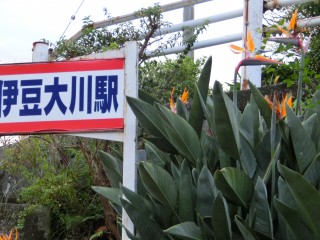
247;31;255;53
179;87;189;103
277;26;290;36
230;44;245;54
170;87;175;110
264;95;273;109
287;95;293;108
254;55;282;64
288;9;298;31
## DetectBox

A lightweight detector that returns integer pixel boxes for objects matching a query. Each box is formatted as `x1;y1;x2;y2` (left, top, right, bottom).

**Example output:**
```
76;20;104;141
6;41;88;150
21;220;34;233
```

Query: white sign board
0;59;124;134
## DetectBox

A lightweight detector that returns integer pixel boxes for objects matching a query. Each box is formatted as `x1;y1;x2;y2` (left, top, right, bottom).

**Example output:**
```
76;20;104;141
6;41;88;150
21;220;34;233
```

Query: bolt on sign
0;59;124;134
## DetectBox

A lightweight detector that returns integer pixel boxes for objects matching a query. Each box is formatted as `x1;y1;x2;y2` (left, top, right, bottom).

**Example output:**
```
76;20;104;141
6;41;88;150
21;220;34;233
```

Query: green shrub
1;136;104;239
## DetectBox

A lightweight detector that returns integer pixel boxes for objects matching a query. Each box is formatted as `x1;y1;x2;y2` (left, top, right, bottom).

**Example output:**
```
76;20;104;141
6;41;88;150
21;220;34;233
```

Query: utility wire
59;0;86;39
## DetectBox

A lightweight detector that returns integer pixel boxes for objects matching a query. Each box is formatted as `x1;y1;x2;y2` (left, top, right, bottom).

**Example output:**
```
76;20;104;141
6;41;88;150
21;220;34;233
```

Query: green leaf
92;186;121;206
211;192;232;240
214;167;253;208
156;104;202;165
248;81;272;128
189;56;212;136
144;140;171;167
126;96;167;139
213;81;240;160
285;105;317;173
138;89;161;105
278;162;320;235
240;103;255;147
303;153;320;186
251;178;273;238
179;160;196;222
303;114;320;152
239;134;257;178
235;216;259;240
196;166;217;218
164;222;204;240
120;198;166;240
176;98;189;120
138;162;179;222
274;197;314;239
98;150;122;188
254;131;271;176
196;86;214;134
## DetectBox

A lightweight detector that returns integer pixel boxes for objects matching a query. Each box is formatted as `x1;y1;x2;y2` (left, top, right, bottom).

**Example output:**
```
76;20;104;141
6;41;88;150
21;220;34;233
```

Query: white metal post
183;5;195;58
242;0;263;89
122;41;139;239
32;41;49;62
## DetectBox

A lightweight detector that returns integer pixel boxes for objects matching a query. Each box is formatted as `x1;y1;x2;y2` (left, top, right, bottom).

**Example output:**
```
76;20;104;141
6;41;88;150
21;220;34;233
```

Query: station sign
0;59;124;134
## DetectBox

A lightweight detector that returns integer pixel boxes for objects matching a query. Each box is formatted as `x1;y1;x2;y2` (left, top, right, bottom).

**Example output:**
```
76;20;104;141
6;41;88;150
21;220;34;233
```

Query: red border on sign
0;118;124;134
0;59;124;75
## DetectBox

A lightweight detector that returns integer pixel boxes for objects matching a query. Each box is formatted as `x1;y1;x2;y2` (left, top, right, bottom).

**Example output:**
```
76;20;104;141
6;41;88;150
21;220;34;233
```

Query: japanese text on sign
0;60;125;133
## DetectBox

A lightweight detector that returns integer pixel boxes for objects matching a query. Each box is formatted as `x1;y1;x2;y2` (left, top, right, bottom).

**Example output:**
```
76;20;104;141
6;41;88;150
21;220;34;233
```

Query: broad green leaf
214;167;253;208
138;89;161;105
98;150;122;188
176;98;189;120
249;95;261;147
92;186;121;206
254;131;272;177
274;197;314;239
213;81;240;160
251;178;273;238
138;162;179;222
179;160;196;222
196;86;214;134
144;140;171;167
248;81;272;128
285;105;317;173
239;134;257;178
303;113;320;152
277;177;297;209
201;134;219;172
121;186;154;213
303;153;320;186
146;137;177;154
278;162;320;235
164;222;204;240
157;104;202;165
196;166;216;218
240;103;253;145
126;96;167;140
235;216;259;240
189;56;212;136
211;192;232;240
120;198;166;240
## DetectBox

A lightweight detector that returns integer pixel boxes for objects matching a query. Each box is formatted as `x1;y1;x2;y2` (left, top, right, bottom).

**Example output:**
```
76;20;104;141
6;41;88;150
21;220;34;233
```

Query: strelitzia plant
230;30;281;112
269;9;311;115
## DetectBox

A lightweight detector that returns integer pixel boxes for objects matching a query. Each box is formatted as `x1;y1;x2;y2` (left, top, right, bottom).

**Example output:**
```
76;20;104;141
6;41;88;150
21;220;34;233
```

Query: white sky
0;0;243;87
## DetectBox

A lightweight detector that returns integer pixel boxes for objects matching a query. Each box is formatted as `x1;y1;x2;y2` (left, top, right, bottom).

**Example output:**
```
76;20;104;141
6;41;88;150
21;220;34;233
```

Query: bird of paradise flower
230;30;281;113
169;87;189;113
0;228;18;240
269;9;311;115
265;93;293;119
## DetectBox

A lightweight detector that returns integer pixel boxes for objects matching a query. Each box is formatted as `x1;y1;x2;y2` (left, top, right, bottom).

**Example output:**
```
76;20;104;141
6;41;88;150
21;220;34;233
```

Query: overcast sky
0;0;243;86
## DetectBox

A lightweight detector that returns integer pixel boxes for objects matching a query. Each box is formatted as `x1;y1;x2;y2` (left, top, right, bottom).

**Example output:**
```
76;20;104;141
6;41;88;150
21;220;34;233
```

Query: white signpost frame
33;41;139;239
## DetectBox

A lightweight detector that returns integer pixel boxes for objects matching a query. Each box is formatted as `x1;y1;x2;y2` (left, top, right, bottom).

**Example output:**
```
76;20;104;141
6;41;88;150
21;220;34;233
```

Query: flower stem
233;69;238;114
296;49;305;115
